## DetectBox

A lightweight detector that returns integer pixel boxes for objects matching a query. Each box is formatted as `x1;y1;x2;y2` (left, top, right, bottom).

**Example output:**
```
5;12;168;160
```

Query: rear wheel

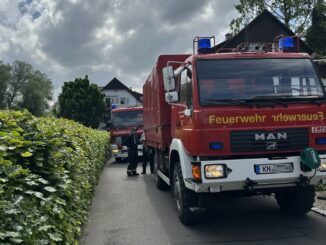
173;162;199;225
275;186;315;215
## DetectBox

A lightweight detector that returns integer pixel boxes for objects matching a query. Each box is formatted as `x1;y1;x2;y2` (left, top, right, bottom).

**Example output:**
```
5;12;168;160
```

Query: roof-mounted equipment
274;35;300;52
193;36;215;54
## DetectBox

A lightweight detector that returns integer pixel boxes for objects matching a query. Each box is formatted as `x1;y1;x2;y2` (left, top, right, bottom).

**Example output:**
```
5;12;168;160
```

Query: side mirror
163;66;176;91
165;91;179;103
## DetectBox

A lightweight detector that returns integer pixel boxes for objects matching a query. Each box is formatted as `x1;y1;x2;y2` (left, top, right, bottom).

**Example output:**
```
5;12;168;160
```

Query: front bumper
184;155;326;193
111;144;143;158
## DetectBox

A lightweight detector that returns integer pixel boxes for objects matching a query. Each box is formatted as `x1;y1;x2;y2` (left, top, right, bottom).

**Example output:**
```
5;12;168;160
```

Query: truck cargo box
143;54;190;150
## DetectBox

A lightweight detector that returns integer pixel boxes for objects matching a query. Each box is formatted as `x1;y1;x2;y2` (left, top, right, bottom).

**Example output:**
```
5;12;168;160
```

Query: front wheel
275;186;315;215
173;162;199;225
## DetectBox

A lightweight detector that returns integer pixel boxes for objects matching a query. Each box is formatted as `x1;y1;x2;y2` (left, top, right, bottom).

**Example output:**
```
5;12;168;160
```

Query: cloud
0;0;238;98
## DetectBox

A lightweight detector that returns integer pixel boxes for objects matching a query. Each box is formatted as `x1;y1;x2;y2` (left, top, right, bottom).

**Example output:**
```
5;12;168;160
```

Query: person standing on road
140;132;154;174
123;128;139;176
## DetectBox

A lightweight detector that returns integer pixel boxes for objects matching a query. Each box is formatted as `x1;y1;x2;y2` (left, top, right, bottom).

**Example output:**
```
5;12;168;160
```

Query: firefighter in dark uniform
140;132;154;174
123;128;139;176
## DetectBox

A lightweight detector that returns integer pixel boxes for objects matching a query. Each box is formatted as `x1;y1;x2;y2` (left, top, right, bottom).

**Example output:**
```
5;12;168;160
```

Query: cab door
171;66;194;140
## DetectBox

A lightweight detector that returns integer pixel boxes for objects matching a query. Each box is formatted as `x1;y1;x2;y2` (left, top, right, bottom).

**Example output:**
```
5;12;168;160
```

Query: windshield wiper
249;95;326;106
205;99;254;108
248;96;288;107
291;96;324;106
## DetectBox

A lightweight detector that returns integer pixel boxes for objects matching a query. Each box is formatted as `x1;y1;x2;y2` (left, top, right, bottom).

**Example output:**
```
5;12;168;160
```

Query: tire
275;186;315;215
115;157;122;163
173;162;199;225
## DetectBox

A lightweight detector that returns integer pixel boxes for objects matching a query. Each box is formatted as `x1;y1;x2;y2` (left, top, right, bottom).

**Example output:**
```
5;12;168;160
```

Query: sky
0;0;239;99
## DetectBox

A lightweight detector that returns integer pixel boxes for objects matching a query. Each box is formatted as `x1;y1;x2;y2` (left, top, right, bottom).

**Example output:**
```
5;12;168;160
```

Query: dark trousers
127;150;138;172
142;147;154;173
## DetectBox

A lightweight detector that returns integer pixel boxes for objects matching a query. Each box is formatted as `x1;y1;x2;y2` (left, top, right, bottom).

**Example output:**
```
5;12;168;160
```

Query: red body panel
143;55;190;150
180;105;326;156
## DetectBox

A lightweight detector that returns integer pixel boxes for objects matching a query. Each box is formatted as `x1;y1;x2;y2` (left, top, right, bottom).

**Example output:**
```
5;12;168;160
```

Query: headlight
205;164;226;179
112;149;119;154
318;158;326;172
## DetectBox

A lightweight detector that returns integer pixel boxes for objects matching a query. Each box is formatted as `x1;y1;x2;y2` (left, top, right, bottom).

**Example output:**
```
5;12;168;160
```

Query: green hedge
0;110;109;244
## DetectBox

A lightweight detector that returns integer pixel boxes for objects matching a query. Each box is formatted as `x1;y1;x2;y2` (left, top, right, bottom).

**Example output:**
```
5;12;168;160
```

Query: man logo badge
266;142;277;150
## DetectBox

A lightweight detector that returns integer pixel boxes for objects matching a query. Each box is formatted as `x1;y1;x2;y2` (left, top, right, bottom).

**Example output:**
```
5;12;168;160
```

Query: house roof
101;77;143;102
214;9;313;54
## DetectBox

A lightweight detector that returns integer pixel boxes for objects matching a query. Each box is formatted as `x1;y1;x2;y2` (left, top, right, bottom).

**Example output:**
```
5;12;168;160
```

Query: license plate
254;162;294;174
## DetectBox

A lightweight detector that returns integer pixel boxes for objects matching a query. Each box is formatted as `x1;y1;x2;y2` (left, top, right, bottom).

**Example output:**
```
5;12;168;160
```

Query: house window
120;97;126;105
105;98;111;106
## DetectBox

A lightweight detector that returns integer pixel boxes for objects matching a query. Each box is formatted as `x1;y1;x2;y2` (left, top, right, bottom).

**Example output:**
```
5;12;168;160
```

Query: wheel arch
169;139;193;183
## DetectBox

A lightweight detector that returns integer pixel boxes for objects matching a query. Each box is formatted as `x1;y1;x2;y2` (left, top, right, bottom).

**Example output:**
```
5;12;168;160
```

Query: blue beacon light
279;37;294;51
198;38;211;54
198;38;211;49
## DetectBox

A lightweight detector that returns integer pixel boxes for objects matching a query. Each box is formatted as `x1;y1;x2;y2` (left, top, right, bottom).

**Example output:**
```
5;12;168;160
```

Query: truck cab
143;36;326;225
108;107;143;162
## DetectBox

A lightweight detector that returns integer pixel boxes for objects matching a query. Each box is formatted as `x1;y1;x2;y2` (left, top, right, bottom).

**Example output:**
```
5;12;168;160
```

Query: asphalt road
80;159;326;245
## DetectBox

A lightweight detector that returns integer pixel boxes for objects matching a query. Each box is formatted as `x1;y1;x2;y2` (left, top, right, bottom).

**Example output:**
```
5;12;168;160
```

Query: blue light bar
279;37;294;51
111;104;117;109
198;38;211;49
210;142;223;150
316;137;326;145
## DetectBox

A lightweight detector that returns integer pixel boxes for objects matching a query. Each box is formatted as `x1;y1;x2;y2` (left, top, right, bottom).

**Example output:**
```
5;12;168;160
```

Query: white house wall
102;89;142;108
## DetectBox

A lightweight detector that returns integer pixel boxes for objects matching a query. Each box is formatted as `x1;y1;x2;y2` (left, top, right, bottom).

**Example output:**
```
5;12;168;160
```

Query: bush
316;184;326;191
0;110;109;244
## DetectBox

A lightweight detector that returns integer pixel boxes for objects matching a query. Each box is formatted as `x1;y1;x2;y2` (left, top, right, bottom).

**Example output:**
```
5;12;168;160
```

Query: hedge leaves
0;110;109;244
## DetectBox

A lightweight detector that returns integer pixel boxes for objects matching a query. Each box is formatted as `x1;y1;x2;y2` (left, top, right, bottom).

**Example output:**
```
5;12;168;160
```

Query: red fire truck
143;36;326;225
108;107;143;162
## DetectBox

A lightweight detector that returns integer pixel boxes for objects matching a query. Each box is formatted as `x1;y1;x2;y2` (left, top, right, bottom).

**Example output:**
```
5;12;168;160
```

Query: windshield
197;58;324;105
111;110;143;128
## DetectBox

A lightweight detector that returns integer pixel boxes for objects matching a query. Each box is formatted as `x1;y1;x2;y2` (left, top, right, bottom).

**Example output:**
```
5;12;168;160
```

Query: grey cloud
0;0;239;96
39;0;112;66
102;0;238;84
154;0;210;24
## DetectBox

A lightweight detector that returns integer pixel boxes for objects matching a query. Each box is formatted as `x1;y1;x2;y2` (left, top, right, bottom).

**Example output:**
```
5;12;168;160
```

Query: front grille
230;128;309;153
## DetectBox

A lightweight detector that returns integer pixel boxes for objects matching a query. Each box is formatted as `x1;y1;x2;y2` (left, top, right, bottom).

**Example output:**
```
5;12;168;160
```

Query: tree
58;76;106;128
306;0;326;55
0;60;53;116
0;62;11;108
230;0;317;35
19;71;53;116
6;61;33;108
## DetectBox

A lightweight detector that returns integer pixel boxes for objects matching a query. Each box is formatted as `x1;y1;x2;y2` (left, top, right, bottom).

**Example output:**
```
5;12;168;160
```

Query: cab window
179;66;192;107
